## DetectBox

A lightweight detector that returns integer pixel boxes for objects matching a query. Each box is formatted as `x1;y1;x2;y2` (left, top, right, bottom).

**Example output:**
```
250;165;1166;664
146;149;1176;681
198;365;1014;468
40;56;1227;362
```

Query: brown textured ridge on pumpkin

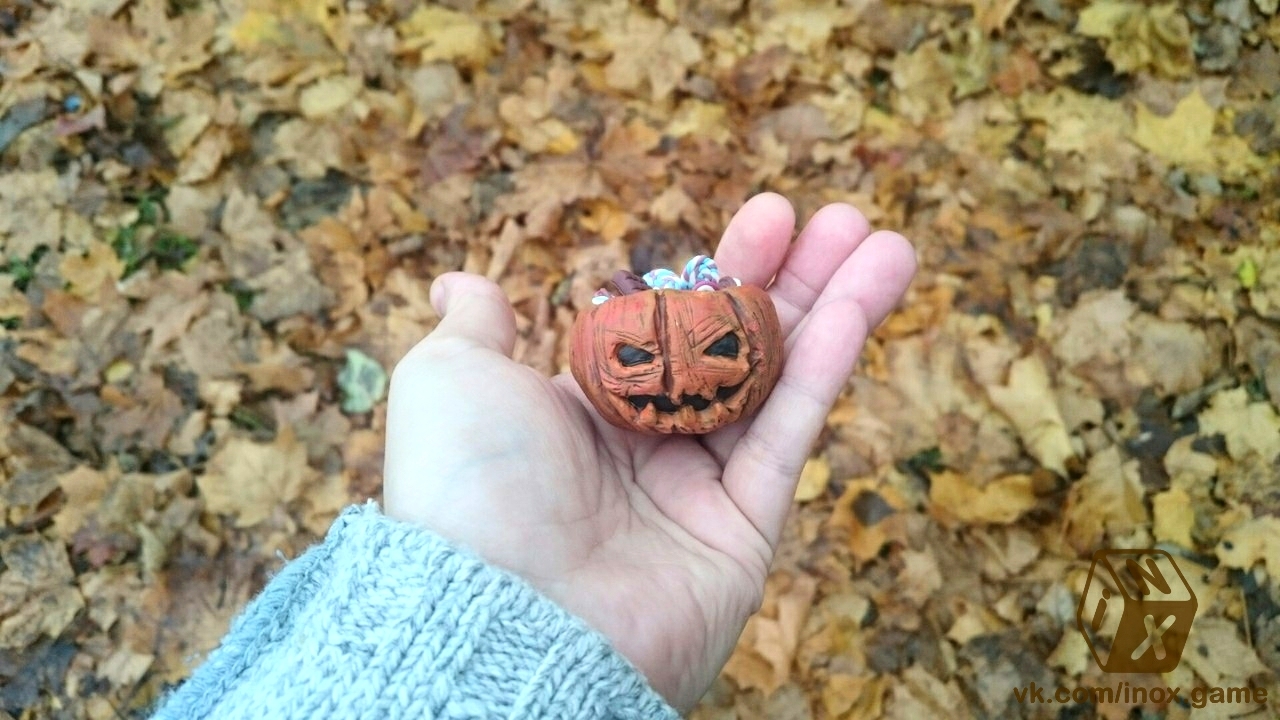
569;279;783;435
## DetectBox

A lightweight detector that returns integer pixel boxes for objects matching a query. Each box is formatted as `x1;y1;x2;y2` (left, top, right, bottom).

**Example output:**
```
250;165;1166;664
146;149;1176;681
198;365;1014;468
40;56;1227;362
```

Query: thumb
421;272;518;356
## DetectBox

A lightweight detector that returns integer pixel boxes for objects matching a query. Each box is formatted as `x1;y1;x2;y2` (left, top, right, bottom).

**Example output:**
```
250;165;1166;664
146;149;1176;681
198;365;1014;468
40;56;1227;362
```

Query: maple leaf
1076;2;1194;77
197;430;319;528
721;572;817;696
984;355;1076;475
1179;617;1270;687
1063;446;1148;551
601;9;702;100
1130;89;1265;180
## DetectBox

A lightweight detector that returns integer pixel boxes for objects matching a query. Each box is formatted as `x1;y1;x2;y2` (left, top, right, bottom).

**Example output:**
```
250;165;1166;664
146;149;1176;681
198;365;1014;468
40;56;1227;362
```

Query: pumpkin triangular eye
617;345;655;367
705;332;739;359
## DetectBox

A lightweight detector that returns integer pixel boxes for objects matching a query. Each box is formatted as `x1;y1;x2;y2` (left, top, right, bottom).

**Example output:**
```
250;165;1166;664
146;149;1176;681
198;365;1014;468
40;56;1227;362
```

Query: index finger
713;192;794;287
714;231;917;546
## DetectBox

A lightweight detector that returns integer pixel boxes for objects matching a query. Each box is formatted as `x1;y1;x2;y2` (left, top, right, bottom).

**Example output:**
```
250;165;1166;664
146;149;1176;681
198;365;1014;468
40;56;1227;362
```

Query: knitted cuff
150;502;680;720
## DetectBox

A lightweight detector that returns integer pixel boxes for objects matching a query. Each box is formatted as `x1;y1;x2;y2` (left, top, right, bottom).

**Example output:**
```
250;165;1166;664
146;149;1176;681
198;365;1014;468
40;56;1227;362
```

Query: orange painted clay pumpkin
569;270;783;434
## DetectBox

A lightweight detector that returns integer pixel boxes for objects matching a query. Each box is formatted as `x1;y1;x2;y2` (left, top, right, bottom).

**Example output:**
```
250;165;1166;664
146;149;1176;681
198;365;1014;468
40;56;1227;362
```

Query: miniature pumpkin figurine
569;256;783;434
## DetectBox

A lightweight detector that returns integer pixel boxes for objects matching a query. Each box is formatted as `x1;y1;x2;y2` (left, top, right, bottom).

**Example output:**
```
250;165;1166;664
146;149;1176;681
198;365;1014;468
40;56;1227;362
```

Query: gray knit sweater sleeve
149;502;681;719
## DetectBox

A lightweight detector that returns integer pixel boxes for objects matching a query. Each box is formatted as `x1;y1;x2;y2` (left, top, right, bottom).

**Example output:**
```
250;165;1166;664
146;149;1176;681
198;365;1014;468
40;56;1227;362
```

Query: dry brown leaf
1046;630;1091;677
972;0;1023;34
577;201;630;244
1198;388;1280;463
197;429;320;528
721;572;818;696
1050;290;1139;401
947;601;1006;644
97;647;155;687
497;66;581;155
396;6;492;67
300;218;368;320
1127;315;1214;395
1131;90;1264;179
176;127;233;184
601;9;702;101
822;673;872;718
59;240;124;299
53;466;111;541
270;119;352;179
897;550;943;606
1063;446;1148;551
891;39;955;124
238;339;316;395
160;88;215;156
0;536;84;649
830;478;912;564
885;664;967;720
1164;435;1218;486
301;472;352;536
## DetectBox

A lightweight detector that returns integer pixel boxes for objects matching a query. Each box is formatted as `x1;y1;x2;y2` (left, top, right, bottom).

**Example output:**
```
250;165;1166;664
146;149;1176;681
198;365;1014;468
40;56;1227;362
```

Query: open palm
383;194;916;712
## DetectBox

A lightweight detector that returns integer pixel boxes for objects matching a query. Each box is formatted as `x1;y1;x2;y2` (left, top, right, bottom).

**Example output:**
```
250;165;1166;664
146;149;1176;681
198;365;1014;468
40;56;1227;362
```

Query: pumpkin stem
609;270;650;295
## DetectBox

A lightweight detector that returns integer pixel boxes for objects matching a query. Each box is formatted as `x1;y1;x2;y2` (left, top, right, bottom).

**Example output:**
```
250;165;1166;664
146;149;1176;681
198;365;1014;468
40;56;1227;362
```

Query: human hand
383;194;916;712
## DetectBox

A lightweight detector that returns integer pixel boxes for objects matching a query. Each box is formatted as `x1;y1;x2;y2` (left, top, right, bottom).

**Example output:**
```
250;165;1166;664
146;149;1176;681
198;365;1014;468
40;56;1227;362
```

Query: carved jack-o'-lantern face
570;284;783;434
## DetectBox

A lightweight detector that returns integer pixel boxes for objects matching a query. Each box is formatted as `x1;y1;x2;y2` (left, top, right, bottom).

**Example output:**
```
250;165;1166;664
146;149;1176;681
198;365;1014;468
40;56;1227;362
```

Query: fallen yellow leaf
227;9;285;52
59;239;123;299
397;6;491;67
985;354;1076;476
1131;90;1217;171
1077;2;1193;77
300;75;362;119
794;455;831;502
1197;387;1280;463
1216;516;1280;586
1152;487;1195;548
928;470;1037;526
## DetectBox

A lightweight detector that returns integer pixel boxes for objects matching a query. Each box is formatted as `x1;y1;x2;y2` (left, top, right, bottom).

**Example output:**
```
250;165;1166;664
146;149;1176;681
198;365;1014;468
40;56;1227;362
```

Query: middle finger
767;202;871;336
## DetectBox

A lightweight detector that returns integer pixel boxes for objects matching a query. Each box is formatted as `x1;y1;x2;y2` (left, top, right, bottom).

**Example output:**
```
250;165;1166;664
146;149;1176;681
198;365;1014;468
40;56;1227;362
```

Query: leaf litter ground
0;0;1278;718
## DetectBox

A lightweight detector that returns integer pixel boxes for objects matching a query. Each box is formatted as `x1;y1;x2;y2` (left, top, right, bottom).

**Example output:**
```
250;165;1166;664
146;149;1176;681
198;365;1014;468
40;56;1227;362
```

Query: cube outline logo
1075;548;1198;673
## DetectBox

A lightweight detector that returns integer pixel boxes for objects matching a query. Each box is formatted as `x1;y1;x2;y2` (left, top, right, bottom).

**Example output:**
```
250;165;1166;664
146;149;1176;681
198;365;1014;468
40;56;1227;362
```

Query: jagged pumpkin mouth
626;382;744;413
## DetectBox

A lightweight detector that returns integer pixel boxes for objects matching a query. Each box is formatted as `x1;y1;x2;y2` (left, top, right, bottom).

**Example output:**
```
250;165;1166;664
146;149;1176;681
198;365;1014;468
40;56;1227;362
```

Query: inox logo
1076;549;1198;673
